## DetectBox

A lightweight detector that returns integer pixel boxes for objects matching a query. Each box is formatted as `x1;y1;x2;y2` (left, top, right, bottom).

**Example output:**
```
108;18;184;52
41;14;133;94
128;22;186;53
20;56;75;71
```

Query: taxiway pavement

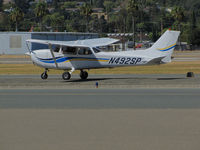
1;74;200;150
0;88;200;109
0;74;200;89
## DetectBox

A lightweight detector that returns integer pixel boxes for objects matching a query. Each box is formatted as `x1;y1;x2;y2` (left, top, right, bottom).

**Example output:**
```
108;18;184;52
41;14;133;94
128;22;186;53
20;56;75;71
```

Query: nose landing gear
41;69;48;80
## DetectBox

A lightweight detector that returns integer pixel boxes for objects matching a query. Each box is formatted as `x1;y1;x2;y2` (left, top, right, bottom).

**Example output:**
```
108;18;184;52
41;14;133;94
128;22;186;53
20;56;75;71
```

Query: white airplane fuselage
30;49;158;70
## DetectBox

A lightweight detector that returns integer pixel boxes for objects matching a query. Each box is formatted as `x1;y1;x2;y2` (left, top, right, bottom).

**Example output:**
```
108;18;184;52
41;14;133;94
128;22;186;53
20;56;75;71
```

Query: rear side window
78;47;92;55
62;46;77;55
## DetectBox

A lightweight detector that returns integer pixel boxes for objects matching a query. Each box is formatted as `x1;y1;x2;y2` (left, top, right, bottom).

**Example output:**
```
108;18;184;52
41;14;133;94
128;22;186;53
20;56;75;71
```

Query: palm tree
80;3;93;32
137;22;145;42
9;6;24;32
127;0;139;50
160;8;166;33
34;1;48;31
172;6;184;50
172;6;184;31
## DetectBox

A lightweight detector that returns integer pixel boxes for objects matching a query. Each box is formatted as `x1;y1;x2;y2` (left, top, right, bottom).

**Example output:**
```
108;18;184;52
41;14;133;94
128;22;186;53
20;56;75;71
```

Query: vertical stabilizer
149;30;180;63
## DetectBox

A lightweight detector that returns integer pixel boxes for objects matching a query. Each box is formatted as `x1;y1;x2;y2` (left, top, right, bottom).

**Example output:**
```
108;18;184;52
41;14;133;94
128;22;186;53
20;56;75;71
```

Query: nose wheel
41;71;48;80
80;70;88;80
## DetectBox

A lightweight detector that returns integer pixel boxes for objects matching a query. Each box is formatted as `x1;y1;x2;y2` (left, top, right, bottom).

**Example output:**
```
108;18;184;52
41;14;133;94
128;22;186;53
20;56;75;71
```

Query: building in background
0;32;98;54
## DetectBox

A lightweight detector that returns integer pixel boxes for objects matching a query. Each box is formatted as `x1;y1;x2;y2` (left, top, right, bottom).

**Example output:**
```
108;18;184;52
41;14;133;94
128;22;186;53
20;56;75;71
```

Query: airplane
26;30;180;80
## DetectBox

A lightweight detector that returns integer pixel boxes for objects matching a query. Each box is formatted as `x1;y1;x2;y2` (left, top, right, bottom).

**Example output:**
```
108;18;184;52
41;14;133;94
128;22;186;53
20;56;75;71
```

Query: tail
148;30;180;63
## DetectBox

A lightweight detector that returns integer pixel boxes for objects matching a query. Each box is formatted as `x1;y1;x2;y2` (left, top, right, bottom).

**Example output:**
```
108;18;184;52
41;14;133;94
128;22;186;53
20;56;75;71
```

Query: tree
103;1;114;14
9;6;24;31
14;0;31;12
80;3;93;32
63;2;77;8
191;10;197;29
172;6;184;50
94;0;104;8
172;6;184;31
0;0;3;11
50;13;64;31
137;22;145;41
160;8;166;33
119;8;128;33
188;10;198;46
99;15;107;33
52;0;58;8
127;0;139;49
34;1;48;31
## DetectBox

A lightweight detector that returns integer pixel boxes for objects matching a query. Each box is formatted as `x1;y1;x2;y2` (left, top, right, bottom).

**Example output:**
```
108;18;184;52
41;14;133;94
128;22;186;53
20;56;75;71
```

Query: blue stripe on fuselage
159;45;176;52
36;57;109;63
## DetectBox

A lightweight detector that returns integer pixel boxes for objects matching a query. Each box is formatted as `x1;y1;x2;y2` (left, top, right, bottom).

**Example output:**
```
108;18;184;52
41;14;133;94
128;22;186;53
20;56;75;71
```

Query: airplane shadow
64;78;108;83
62;77;186;82
64;77;142;82
157;78;185;80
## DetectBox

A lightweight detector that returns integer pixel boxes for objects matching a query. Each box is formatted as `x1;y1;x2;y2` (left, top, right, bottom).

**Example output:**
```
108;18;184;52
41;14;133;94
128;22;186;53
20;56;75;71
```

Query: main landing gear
62;72;71;80
62;67;75;80
80;70;88;80
62;70;88;80
41;68;89;80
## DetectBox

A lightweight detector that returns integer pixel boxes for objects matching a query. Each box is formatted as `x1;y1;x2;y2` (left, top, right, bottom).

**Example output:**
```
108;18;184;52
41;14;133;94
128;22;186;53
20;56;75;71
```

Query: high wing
26;38;119;47
26;37;119;70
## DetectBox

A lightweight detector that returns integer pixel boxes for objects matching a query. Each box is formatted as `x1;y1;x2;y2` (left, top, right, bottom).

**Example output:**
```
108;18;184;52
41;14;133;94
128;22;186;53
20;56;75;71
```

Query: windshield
93;47;101;53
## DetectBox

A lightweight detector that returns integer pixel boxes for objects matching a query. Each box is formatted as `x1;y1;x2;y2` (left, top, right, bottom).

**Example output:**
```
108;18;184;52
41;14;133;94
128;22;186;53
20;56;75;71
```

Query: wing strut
49;43;58;68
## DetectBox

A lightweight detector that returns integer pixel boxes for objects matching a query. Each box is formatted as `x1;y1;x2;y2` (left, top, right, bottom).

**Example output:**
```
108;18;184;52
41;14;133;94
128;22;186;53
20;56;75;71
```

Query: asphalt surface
1;74;200;89
0;88;200;109
1;74;200;150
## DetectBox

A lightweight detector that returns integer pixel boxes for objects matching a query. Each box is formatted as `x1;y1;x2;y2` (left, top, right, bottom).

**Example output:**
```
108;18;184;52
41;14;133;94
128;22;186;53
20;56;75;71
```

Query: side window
53;45;60;52
78;47;92;55
62;46;77;55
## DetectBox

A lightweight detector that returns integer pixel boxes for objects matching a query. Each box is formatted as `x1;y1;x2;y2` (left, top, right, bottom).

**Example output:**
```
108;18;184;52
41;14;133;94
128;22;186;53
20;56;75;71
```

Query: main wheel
80;71;88;80
62;72;71;80
41;72;48;80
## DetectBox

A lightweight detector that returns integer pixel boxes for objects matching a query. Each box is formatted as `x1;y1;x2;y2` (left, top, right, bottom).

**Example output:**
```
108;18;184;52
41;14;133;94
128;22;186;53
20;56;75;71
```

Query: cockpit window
93;47;101;53
62;46;77;55
78;47;92;55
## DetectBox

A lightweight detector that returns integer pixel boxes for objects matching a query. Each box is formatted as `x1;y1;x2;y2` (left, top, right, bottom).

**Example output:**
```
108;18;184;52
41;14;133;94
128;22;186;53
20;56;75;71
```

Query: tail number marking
109;57;142;65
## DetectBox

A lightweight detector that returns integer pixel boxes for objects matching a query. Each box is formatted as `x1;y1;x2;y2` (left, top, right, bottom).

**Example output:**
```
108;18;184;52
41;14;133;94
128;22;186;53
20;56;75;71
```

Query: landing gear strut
80;70;88;80
41;69;48;80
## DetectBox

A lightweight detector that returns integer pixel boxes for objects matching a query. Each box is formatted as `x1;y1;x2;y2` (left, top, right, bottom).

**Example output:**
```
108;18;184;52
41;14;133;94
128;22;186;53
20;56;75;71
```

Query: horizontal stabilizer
147;57;165;65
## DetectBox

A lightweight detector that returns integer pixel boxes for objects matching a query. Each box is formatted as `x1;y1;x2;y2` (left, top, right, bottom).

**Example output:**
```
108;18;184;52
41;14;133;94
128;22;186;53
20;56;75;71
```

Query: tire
80;71;88;80
62;72;71;80
41;72;48;80
187;72;194;78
